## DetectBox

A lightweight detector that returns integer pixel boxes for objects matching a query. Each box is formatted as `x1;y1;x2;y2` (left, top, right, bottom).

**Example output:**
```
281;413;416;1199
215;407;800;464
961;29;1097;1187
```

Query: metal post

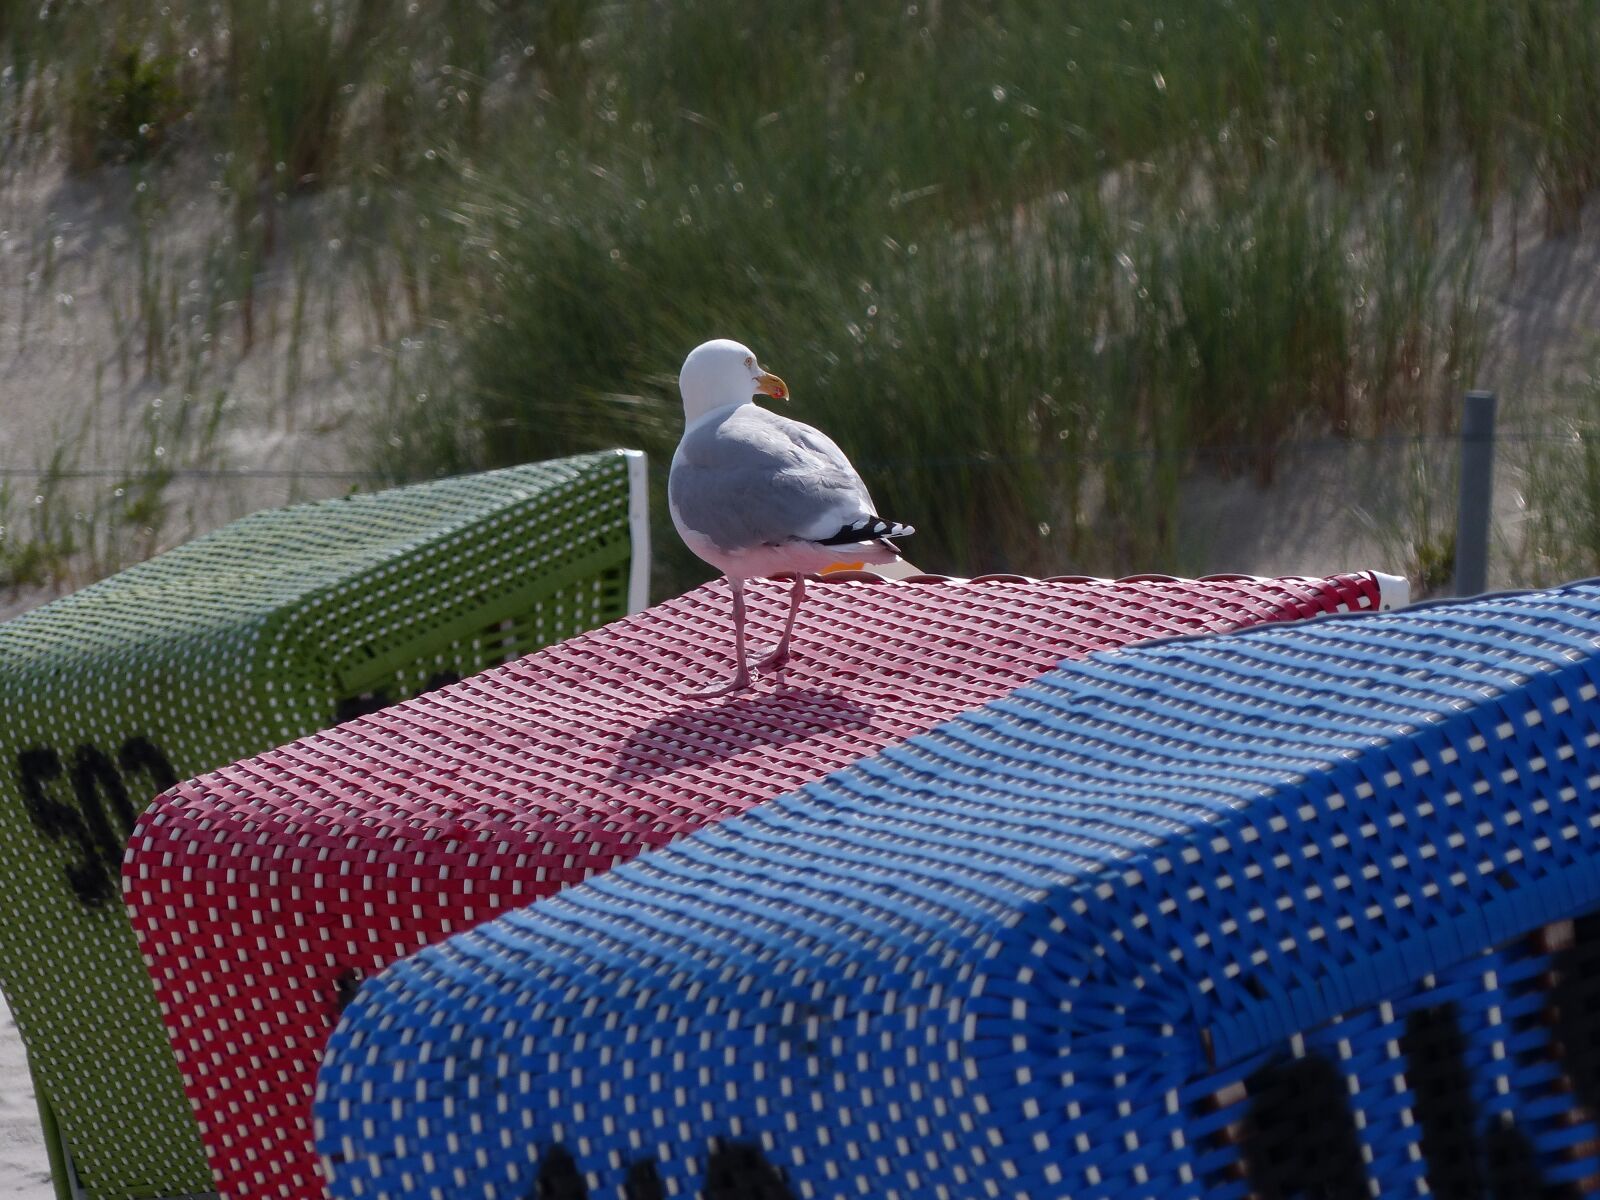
1453;390;1497;597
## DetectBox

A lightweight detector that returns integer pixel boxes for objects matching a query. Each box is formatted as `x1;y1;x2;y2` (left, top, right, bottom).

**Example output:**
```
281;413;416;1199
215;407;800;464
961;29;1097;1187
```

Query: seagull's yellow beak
754;370;789;401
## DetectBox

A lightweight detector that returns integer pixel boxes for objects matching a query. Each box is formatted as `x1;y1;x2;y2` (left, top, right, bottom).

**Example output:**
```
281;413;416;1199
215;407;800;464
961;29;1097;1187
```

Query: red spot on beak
755;370;789;401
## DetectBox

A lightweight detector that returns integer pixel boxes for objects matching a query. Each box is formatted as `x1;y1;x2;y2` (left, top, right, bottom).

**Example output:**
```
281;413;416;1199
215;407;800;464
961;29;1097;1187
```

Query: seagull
669;338;915;697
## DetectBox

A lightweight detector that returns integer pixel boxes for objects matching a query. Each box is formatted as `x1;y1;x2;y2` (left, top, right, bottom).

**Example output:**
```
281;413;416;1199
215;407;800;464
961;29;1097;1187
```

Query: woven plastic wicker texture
315;580;1600;1200
121;572;1384;1200
0;451;638;1200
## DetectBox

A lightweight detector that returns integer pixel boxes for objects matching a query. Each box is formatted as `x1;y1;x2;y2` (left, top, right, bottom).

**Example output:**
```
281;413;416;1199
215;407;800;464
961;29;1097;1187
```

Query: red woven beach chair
122;571;1402;1200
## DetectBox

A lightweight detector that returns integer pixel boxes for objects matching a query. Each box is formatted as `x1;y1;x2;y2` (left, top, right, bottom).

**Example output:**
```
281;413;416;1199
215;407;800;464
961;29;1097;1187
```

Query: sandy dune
0;996;57;1200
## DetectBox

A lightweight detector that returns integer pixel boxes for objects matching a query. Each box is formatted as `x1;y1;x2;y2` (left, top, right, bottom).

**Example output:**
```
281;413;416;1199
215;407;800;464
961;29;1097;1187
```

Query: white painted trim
1372;571;1411;610
623;450;651;613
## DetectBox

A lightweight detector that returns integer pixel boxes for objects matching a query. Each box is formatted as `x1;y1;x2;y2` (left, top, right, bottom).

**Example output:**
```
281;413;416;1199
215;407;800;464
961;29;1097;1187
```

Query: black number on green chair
70;746;136;876
18;747;111;905
119;736;179;795
16;737;181;908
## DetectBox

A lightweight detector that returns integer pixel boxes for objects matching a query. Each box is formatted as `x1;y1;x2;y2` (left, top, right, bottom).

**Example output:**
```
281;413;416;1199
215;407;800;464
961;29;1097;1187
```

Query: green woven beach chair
0;451;647;1200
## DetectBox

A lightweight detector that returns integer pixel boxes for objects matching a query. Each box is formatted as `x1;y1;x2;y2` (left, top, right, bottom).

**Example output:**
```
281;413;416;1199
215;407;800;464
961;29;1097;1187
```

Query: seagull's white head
678;338;788;424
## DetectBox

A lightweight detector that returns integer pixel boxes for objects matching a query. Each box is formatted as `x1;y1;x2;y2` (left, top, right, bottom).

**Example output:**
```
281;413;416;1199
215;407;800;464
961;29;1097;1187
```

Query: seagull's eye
744;356;754;368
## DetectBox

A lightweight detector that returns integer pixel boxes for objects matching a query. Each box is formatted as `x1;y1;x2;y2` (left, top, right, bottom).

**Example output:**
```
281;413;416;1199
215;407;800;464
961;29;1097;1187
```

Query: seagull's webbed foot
755;644;790;672
684;667;752;700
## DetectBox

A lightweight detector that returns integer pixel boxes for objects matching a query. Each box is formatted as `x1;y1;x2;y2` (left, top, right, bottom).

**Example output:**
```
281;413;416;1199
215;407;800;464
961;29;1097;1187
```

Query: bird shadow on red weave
606;686;877;781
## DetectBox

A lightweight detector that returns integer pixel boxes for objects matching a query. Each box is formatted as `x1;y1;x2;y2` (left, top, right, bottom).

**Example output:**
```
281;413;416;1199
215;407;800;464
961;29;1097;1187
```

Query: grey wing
669;408;876;553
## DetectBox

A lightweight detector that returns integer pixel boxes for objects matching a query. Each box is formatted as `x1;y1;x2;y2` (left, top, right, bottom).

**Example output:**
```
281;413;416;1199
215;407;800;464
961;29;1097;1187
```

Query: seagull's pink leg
758;574;805;671
687;576;752;698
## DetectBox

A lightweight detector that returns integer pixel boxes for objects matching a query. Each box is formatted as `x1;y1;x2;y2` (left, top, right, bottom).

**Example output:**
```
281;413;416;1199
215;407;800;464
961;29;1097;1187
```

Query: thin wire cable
0;430;1589;481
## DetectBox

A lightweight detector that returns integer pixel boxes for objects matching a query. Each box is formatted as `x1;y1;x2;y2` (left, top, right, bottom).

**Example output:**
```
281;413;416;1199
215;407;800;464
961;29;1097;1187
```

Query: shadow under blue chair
315;580;1600;1200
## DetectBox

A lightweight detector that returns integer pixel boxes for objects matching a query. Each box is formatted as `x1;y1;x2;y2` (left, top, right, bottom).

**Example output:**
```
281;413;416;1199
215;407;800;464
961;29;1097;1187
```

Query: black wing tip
817;516;916;547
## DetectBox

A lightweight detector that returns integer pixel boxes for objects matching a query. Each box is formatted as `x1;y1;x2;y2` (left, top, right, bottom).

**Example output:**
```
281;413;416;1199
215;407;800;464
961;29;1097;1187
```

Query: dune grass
377;0;1505;584
1;0;1596;591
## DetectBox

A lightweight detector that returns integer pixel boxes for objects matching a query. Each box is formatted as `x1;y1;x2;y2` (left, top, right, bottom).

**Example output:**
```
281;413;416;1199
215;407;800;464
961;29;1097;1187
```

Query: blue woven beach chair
315;580;1600;1200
